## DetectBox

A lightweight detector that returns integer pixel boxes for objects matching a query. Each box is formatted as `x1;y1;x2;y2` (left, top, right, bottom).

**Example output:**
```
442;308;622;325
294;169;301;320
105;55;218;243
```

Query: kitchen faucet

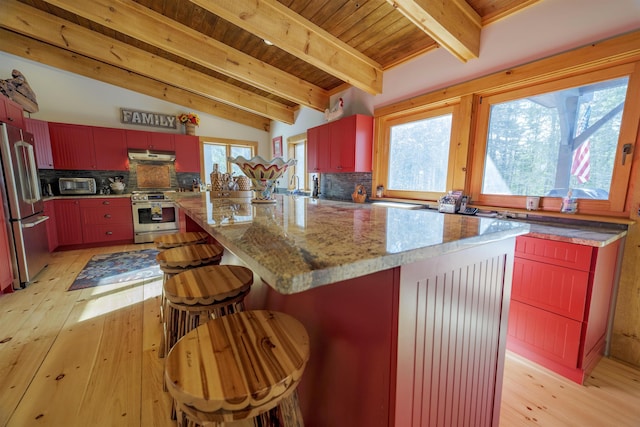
290;175;300;191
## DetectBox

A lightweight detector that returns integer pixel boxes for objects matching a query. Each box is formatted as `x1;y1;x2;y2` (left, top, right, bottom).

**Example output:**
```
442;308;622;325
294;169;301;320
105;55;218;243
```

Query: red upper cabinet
126;129;174;151
93;127;128;171
306;114;373;173
307;124;329;173
0;95;25;130
125;129;151;150
49;122;96;170
25;117;54;169
174;134;200;172
151;132;175;151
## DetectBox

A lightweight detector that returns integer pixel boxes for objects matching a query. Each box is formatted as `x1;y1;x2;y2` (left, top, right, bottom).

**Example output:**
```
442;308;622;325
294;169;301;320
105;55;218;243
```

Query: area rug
68;249;161;291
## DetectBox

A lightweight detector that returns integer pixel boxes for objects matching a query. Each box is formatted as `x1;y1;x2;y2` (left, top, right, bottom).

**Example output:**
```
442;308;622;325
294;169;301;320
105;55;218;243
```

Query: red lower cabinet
44;200;58;252
507;235;621;384
0;198;14;293
80;198;133;244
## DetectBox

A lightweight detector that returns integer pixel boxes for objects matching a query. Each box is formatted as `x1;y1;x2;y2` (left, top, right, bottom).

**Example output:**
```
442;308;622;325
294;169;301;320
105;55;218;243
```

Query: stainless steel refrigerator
0;122;49;289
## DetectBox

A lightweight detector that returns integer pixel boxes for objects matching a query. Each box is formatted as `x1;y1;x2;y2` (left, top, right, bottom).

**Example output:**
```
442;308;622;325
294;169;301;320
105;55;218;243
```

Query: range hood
128;149;176;162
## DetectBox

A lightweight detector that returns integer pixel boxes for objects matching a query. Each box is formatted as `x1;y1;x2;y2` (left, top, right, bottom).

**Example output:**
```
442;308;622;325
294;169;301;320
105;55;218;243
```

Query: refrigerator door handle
15;141;41;204
21;215;50;228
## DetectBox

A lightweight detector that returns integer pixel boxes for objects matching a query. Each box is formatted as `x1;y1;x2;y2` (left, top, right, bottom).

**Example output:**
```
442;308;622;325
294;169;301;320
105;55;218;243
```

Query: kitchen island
169;192;530;427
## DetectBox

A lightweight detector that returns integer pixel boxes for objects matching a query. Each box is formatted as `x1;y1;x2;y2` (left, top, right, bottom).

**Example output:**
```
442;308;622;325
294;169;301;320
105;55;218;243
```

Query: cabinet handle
622;143;632;165
106;231;113;235
103;201;110;205
104;214;111;218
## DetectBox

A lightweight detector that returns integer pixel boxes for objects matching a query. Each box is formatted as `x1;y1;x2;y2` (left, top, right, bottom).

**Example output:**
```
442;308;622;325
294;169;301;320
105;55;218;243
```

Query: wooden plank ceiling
0;0;537;130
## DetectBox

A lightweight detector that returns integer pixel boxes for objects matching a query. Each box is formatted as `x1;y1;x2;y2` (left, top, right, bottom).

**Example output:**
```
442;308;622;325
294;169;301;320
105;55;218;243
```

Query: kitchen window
470;65;638;214
202;138;256;185
374;103;467;201
286;133;307;191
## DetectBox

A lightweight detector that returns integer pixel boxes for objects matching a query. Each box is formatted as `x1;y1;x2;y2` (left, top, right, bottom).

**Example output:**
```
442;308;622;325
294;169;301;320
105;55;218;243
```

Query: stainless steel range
131;191;179;243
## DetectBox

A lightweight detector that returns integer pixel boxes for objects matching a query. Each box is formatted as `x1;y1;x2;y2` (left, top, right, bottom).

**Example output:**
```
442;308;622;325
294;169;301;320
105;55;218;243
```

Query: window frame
373;101;470;201
200;137;257;183
286;132;308;190
469;63;639;215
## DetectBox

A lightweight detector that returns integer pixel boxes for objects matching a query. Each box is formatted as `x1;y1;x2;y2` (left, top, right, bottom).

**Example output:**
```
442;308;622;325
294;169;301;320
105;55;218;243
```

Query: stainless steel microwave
59;177;97;195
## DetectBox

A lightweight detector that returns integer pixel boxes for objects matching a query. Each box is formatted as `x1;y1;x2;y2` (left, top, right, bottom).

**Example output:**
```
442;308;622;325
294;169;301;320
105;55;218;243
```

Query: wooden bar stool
162;265;253;358
156;243;224;326
154;231;209;249
165;310;310;426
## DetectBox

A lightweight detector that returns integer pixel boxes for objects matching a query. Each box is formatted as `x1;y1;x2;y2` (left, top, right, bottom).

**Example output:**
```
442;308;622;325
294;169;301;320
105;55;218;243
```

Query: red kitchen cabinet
25;118;54;169
151;132;174;151
0;95;25;130
126;129;174;151
54;199;83;246
93;127;128;171
306;114;373;173
507;235;621;384
307;124;329;173
80;198;133;244
174;134;200;172
0;199;14;293
49;122;96;170
44;200;58;252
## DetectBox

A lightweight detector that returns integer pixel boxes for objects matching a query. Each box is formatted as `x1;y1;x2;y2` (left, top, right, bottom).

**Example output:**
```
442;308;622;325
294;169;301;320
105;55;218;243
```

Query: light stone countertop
524;222;627;247
170;193;530;294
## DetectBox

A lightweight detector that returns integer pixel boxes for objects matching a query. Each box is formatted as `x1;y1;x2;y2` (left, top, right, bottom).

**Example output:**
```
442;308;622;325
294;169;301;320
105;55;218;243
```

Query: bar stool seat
156;243;224;273
165;310;309;425
154;231;209;249
156;242;225;342
164;264;253;306
162;265;254;358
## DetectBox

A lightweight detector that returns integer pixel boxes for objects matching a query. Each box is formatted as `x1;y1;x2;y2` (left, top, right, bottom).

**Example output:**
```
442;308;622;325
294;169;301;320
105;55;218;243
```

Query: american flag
571;105;591;183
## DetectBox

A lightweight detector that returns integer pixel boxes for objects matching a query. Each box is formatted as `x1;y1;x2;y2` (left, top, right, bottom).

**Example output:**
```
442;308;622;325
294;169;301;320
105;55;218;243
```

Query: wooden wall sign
121;108;177;129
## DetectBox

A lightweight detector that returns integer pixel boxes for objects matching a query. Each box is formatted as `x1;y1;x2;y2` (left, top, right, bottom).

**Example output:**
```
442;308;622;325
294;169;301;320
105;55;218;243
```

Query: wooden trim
375;30;640;118
374;103;461;201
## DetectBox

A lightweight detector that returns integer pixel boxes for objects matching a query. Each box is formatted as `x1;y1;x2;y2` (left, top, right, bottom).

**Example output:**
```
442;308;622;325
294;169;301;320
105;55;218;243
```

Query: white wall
0;52;270;155
273;0;640;152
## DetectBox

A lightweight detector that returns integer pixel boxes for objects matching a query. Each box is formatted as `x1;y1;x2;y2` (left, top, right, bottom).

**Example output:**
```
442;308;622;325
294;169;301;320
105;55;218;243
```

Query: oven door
132;201;179;242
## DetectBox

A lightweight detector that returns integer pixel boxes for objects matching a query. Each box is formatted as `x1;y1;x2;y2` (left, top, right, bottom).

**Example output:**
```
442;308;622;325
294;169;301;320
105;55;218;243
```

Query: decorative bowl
228;156;296;203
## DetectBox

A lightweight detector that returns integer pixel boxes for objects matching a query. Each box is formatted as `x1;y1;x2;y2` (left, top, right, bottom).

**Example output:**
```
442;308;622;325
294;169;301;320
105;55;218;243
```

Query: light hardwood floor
1;244;639;426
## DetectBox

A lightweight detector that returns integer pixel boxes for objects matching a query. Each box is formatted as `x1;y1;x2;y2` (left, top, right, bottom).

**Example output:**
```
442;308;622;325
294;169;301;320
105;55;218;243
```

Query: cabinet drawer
82;224;133;243
81;207;132;225
508;300;582;368
79;198;131;208
515;235;593;271
512;258;589;321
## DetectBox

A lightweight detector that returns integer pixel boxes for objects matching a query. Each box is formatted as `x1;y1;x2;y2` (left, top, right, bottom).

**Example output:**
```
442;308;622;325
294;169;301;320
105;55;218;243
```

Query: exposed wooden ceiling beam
191;0;384;95
0;29;270;131
387;0;481;62
0;0;294;123
42;0;329;112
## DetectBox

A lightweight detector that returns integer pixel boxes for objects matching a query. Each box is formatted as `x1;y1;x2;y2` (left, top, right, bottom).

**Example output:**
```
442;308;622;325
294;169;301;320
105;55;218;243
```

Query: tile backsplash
39;163;199;196
318;172;372;202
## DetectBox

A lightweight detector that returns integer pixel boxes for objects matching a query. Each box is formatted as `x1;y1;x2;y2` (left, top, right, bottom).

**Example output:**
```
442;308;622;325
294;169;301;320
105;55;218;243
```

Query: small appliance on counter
59;177;97;195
